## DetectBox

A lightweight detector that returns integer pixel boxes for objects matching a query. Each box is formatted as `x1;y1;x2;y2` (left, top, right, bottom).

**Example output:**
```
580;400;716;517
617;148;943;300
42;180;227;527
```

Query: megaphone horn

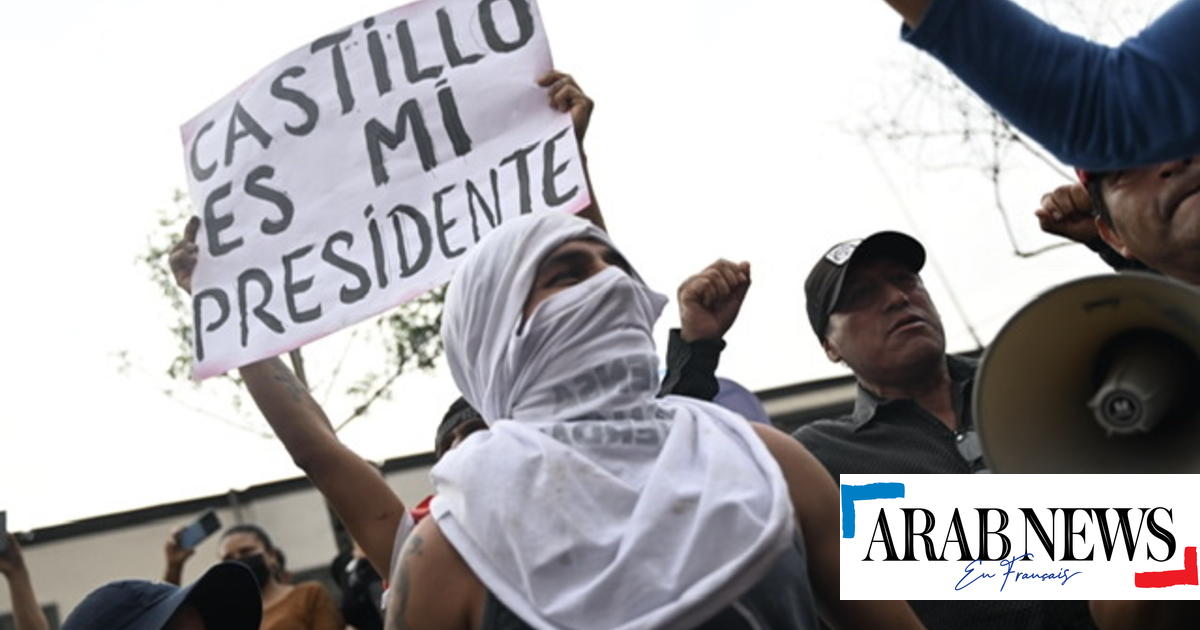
974;273;1200;473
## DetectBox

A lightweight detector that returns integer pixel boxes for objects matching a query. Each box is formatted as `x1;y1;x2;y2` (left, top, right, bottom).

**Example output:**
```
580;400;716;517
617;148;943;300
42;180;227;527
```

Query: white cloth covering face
432;212;794;630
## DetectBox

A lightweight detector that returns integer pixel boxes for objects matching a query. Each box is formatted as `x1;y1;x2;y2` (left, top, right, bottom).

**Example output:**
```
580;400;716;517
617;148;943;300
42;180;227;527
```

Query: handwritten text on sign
181;0;589;379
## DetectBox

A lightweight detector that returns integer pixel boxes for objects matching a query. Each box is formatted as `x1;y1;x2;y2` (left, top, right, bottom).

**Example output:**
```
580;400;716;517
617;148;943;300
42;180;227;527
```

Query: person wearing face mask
160;72;602;602
380;212;927;630
61;562;261;630
164;523;341;630
218;525;342;630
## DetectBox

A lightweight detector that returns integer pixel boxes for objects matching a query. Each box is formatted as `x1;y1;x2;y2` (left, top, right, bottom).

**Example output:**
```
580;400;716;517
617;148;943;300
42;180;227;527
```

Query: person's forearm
163;562;184;586
239;357;338;467
882;0;931;27
6;570;51;630
240;356;405;578
904;0;1200;170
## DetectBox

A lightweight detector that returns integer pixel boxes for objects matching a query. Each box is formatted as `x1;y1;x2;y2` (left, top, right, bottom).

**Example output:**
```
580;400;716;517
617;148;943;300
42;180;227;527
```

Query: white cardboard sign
180;0;589;379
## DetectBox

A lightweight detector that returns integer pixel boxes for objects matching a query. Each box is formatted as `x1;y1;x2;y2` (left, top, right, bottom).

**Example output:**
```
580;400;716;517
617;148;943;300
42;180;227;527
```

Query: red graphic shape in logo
1135;546;1198;588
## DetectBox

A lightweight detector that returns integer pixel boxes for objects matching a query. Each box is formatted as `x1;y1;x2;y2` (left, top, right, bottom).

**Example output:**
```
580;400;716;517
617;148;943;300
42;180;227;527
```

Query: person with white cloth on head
383;211;926;630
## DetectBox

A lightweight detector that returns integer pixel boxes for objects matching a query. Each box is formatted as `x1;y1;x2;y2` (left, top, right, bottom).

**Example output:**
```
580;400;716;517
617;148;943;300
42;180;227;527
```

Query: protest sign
180;0;590;379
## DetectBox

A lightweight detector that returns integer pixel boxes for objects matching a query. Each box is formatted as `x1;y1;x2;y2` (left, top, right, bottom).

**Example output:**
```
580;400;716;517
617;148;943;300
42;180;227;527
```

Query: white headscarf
431;212;794;630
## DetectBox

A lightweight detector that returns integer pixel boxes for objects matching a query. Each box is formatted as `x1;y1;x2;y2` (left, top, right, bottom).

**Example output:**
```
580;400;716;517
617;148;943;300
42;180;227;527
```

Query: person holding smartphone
163;522;341;630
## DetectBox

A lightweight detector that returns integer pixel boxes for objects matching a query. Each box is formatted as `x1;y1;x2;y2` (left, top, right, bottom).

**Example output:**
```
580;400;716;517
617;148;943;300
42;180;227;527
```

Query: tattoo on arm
268;359;309;404
391;534;424;630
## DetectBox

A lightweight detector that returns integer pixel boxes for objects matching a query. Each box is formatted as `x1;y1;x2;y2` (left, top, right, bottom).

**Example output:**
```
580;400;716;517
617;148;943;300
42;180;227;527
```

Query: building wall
0;464;434;626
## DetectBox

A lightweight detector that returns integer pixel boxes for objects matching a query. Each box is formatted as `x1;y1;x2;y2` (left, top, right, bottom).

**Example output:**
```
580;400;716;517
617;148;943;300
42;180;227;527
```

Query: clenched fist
677;259;750;343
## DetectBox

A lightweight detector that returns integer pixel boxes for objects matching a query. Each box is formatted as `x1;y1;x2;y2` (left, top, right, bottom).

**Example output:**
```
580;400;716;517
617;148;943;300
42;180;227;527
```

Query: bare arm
0;535;51;630
881;0;932;28
383;518;481;630
238;358;406;578
752;425;926;630
168;220;406;578
162;526;194;586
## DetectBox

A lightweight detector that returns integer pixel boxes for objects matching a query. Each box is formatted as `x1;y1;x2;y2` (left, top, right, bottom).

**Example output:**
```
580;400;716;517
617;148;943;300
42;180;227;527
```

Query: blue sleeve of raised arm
903;0;1200;171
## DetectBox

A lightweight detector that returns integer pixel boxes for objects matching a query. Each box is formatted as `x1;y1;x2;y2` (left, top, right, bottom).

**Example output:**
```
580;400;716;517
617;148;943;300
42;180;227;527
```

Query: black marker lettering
395;20;443;83
479;0;535;53
437;8;484;67
542;126;579;207
387;204;433;277
189;121;217;182
310;29;356;114
436;79;473;157
244;165;294;235
433;185;465;258
224;102;273;167
499;142;537;215
322;231;371;304
270;67;319;136
282;244;321;323
364;99;438;186
236;268;284;347
192;288;231;362
203;182;241;257
364;17;393;96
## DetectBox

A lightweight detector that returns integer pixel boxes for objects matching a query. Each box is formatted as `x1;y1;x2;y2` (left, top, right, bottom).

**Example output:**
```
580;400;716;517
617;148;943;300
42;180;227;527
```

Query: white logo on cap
825;240;861;266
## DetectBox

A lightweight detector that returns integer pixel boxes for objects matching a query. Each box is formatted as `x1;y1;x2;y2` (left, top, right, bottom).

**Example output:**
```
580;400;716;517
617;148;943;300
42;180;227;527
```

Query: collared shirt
795;355;987;482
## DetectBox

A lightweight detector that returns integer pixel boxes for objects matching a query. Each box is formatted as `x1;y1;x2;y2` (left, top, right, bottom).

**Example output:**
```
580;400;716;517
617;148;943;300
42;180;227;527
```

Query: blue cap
62;562;260;630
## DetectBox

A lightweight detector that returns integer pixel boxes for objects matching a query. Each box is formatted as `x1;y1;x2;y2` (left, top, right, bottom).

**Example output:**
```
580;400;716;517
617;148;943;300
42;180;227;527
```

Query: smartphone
176;510;221;550
0;510;8;554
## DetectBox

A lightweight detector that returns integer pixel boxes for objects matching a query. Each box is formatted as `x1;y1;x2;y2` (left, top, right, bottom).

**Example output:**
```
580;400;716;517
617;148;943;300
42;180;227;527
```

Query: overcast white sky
0;0;1162;531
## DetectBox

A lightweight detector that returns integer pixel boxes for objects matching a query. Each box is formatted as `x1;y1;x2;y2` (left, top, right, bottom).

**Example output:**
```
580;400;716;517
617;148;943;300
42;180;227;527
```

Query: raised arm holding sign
181;0;591;379
173;56;602;580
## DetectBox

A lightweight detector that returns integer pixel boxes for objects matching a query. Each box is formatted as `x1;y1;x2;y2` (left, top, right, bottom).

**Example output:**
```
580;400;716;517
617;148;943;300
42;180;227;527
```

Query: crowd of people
5;0;1200;628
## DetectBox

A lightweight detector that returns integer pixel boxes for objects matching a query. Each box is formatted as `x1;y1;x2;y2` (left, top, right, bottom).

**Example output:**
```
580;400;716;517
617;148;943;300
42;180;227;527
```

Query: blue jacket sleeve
903;0;1200;171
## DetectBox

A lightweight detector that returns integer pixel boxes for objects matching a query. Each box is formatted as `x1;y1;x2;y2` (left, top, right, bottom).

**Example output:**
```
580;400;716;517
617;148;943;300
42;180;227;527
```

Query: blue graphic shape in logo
841;483;905;539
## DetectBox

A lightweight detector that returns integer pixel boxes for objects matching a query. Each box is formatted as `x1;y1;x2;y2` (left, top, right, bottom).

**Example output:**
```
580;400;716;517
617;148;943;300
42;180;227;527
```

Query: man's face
522;237;633;320
1097;156;1200;283
821;257;945;383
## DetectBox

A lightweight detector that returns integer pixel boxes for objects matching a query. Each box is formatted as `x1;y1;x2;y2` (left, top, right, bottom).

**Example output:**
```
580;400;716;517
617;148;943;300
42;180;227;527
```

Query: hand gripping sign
180;0;590;379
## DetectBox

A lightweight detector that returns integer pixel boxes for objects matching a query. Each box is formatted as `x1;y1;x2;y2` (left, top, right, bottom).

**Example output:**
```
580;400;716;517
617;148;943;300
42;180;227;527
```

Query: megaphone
975;272;1200;473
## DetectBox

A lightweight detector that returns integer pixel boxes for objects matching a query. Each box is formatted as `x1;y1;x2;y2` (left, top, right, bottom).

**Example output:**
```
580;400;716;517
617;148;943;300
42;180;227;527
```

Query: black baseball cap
62;562;261;630
435;397;485;459
804;231;926;339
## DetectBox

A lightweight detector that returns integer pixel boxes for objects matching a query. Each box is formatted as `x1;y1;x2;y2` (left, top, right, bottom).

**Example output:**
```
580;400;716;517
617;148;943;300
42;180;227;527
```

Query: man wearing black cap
797;231;988;478
61;562;261;630
665;233;1112;630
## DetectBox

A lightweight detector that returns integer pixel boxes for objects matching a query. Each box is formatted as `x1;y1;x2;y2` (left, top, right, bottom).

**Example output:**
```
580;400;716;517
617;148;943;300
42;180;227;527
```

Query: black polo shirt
794;355;987;481
661;335;1096;630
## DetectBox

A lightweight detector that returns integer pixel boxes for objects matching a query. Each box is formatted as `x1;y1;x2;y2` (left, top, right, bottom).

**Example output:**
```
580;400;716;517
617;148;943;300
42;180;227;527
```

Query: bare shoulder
750;423;840;520
385;516;485;630
751;423;829;480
